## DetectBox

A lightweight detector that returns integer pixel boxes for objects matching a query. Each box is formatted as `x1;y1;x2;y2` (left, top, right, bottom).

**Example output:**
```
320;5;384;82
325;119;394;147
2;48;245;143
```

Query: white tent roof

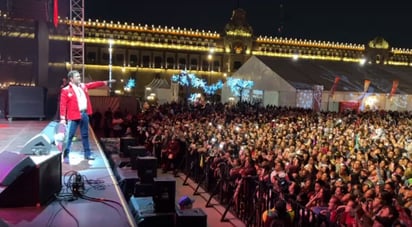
231;56;296;92
145;78;170;89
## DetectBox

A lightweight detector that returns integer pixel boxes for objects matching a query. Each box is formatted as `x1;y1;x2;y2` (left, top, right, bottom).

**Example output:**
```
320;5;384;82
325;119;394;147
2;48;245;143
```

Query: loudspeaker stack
153;176;176;213
129;196;175;227
136;156;157;183
129;146;149;170
176;208;207;227
120;136;136;157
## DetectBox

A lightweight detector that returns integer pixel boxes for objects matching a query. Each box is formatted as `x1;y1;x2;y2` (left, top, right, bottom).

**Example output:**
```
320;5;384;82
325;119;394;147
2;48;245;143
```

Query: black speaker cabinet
118;176;139;201
120;137;136;157
0;151;62;207
153;176;176;213
137;156;157;183
0;151;35;186
176;208;207;227
137;212;175;227
0;218;8;227
7;86;46;120
20;121;58;155
130;146;149;170
129;196;175;227
134;182;155;197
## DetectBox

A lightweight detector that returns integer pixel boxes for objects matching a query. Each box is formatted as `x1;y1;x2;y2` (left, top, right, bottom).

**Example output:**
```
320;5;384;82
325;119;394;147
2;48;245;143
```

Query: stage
0;120;245;227
0;120;135;227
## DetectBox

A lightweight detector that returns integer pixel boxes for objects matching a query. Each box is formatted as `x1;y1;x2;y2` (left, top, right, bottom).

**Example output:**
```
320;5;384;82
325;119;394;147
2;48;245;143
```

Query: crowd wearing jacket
96;101;412;226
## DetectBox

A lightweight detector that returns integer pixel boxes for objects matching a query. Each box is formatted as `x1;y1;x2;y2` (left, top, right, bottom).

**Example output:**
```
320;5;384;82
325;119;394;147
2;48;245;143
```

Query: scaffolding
69;0;85;81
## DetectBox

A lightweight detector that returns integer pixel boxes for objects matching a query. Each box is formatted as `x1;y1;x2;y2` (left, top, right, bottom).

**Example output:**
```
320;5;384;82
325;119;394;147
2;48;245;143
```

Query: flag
364;80;371;93
53;0;58;27
390;80;399;98
330;76;340;97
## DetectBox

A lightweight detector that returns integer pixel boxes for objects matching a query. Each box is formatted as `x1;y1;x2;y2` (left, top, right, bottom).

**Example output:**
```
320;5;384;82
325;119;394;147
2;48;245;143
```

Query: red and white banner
389;80;399;98
339;101;360;113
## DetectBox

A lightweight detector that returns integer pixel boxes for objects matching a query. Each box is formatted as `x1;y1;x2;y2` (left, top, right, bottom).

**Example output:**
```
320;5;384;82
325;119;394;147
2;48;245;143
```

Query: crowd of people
94;101;412;227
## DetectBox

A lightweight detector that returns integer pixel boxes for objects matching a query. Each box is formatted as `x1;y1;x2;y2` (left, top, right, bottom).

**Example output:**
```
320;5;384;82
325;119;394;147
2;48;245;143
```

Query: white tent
144;78;178;104
222;55;412;111
222;56;297;107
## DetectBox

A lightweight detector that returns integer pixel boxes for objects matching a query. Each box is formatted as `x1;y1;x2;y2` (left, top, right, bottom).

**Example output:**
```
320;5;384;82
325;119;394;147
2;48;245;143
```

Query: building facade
1;7;412;100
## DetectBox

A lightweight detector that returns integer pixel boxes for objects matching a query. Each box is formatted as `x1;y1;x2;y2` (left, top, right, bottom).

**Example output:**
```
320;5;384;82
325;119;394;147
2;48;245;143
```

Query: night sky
85;0;412;48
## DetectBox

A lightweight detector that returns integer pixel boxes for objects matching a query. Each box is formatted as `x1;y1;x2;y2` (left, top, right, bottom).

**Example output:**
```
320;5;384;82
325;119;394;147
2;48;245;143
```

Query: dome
368;37;390;49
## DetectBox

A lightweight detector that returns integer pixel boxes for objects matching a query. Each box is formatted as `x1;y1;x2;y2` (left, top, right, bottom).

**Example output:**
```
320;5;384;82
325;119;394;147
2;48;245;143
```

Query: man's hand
60;119;66;125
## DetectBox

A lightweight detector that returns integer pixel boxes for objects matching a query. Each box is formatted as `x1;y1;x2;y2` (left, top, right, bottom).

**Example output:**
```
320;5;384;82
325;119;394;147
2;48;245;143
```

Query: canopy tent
144;78;178;104
223;55;412;111
222;56;296;107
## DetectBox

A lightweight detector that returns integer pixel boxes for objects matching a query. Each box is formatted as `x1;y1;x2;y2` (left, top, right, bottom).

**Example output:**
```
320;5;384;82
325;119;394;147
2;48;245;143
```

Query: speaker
130;146;149;170
137;156;157;183
136;212;175;227
129;196;175;227
153;176;176;213
7;86;46;120
0;151;62;207
176;208;207;227
0;218;8;227
0;151;35;186
134;182;155;197
20;121;58;155
118;176;139;201
116;164;140;201
120;137;136;157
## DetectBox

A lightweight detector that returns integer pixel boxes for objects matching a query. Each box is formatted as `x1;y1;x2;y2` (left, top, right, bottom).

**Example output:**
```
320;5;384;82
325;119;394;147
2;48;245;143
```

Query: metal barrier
182;153;332;227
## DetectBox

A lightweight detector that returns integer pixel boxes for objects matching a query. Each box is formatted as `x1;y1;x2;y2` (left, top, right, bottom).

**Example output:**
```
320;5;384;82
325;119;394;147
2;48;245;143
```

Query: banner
389;80;399;98
364;80;371;93
330;76;340;97
54;0;58;27
339;101;360;113
313;85;324;112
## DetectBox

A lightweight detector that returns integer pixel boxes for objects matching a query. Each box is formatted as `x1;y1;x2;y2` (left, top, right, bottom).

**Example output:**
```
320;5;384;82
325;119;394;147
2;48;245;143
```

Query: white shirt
72;83;87;111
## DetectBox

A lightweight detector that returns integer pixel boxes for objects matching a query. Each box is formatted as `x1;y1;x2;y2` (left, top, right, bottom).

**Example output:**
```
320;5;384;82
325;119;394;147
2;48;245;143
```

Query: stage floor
0;119;244;227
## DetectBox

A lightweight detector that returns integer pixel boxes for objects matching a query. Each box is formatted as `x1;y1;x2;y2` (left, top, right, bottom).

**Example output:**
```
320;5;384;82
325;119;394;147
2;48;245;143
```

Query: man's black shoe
84;156;95;160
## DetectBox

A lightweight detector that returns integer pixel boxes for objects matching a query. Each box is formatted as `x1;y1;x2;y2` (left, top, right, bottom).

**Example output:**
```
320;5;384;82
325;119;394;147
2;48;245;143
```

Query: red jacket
60;81;106;120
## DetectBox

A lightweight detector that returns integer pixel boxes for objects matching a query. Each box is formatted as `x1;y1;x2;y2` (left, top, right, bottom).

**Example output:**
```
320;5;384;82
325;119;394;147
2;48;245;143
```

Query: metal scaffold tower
70;0;85;81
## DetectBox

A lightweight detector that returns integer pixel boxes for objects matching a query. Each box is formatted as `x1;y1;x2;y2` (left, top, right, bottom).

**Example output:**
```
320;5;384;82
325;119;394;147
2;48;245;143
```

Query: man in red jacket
60;70;115;163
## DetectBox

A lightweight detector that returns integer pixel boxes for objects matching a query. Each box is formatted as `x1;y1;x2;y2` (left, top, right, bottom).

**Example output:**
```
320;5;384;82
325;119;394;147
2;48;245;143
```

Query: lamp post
207;48;214;84
108;39;114;95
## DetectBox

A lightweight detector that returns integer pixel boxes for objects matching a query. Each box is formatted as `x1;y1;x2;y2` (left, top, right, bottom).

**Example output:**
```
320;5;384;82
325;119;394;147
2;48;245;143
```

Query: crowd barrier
181;153;334;227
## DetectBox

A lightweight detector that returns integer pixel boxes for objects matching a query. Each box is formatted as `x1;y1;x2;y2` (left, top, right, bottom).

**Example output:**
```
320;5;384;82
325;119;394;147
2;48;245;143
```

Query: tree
226;77;254;102
171;70;206;104
172;70;224;103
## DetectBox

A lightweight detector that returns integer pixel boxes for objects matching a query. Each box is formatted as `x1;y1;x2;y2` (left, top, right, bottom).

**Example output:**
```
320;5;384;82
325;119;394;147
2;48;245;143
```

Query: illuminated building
1;6;412;102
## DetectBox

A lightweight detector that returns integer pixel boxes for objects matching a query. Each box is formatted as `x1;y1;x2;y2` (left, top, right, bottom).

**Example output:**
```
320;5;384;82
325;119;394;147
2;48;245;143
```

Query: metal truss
70;0;85;81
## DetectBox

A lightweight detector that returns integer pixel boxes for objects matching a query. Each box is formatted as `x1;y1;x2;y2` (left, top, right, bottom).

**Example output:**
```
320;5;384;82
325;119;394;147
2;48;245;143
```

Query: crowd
94;101;412;227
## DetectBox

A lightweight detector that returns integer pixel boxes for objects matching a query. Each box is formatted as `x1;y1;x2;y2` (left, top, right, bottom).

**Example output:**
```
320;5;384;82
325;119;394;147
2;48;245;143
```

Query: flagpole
327;93;331;112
